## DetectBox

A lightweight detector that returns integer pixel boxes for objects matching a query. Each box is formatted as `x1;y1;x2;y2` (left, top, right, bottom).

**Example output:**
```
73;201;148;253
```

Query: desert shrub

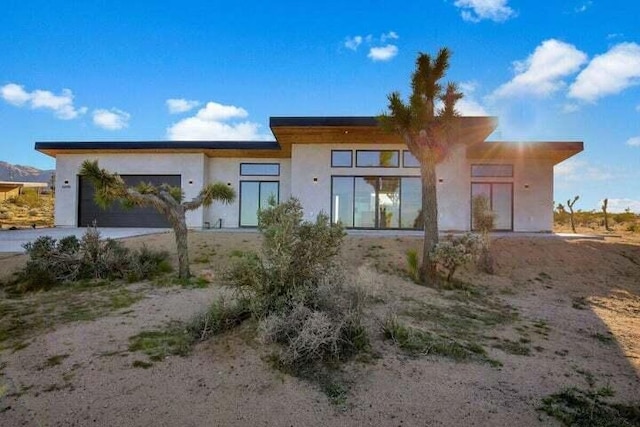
14;227;170;292
28;208;39;217
431;233;481;282
8;189;43;209
472;195;495;274
627;222;640;233
186;298;252;341
0;211;14;220
406;249;420;282
225;197;368;373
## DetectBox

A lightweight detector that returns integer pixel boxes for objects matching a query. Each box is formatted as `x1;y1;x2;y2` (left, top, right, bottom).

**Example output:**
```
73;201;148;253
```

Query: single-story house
0;181;49;201
35;116;583;232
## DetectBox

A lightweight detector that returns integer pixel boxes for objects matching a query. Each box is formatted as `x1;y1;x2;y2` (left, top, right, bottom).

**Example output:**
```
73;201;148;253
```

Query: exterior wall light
188;180;193;185
438;178;444;183
313;177;318;183
524;184;530;189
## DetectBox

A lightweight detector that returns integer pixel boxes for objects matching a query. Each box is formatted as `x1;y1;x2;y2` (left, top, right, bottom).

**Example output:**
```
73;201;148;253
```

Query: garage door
78;175;181;227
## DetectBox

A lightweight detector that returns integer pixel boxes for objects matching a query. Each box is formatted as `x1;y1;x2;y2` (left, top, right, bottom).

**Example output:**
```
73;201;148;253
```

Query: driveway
0;227;169;253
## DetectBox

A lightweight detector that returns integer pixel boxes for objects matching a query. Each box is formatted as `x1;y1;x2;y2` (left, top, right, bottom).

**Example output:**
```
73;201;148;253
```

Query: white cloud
626;136;640;147
167;101;270;141
368;44;398;62
344;36;363;51
380;31;399;42
574;1;592;13
562;103;580;113
0;83;86;119
166;98;200;114
568;42;640;102
92;108;130;130
554;158;614;182
603;198;640;213
492;39;587;98
454;0;516;22
455;81;489;115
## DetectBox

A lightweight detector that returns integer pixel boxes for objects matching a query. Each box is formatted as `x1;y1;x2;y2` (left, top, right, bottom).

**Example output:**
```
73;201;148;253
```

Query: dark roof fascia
35;140;282;151
484;141;584;151
270;116;379;127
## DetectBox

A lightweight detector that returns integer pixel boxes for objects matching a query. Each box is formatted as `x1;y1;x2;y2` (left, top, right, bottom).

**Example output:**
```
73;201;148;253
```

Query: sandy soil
1;229;639;426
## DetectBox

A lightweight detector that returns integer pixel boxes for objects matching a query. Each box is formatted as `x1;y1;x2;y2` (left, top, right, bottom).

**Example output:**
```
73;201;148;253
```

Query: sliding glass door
240;181;279;227
471;182;513;231
332;176;420;229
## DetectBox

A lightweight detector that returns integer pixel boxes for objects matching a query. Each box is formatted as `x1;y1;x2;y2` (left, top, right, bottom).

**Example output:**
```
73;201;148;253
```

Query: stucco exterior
36;116;583;232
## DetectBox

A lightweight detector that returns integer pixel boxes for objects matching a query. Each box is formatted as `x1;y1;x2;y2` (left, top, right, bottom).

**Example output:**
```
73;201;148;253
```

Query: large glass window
402;151;420;168
240;163;280;176
471;164;513;177
355;150;399;168
332;177;354;227
240;181;279;227
331;150;352;167
471;182;513;231
400;177;421;228
331;176;420;229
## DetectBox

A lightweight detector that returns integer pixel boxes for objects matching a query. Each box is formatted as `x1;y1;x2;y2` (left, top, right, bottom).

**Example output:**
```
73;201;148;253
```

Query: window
240;181;279;227
402;151;420;168
331;150;352;167
331;176;421;229
355;150;399;168
471;164;513;178
240;163;280;176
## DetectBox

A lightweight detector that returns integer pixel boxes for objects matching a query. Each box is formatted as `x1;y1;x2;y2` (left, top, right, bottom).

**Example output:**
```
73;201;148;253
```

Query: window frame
239;163;280;176
470;164;514;178
355;150;400;168
331;150;353;168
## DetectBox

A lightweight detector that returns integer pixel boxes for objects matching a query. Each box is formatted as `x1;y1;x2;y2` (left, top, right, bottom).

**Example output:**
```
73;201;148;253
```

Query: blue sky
1;0;639;212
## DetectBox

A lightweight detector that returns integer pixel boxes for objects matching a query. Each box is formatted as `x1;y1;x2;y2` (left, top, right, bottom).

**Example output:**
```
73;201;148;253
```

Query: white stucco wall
513;158;555;232
54;153;207;228
206;158;291;228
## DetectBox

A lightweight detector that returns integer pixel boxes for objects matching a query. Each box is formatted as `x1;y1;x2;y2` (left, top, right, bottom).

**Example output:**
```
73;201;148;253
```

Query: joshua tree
79;160;235;279
379;48;463;284
567;195;579;233
602;198;611;231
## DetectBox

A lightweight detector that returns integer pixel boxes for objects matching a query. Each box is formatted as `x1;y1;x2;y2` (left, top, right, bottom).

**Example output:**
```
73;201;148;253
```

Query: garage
78;175;181;227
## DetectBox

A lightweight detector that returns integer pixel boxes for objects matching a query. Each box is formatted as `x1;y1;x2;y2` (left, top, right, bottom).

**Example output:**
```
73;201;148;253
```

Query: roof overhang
269;116;498;147
466;141;584;165
35;141;285;158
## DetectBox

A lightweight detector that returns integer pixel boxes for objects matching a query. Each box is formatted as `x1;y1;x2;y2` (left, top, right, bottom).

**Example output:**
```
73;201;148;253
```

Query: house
35;116;583;232
0;181;48;201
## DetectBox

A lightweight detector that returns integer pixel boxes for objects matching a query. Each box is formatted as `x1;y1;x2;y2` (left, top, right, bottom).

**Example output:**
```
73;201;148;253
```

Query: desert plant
472;195;495;274
567;195;579;233
431;233;481;282
225;197;368;374
406;249;420;282
602;198;611;231
79;160;235;279
379;48;467;284
186;298;252;341
14;227;170;292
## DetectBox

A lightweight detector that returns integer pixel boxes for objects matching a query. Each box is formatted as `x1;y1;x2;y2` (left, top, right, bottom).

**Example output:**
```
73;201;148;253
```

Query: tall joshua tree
79;160;235;279
379;48;463;284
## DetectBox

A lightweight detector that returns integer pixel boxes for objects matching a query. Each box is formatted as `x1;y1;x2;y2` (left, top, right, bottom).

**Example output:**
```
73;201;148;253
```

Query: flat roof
35;116;582;164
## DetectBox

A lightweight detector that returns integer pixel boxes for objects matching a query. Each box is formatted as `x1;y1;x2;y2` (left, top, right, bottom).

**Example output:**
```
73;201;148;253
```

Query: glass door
471;182;513;231
240;181;279;227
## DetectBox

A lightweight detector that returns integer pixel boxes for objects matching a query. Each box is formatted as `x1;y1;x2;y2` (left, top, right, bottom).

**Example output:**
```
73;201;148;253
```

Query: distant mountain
0;161;54;183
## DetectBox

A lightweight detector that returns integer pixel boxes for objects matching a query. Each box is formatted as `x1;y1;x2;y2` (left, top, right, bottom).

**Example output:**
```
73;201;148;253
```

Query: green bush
225;197;368;373
431;233;482;282
14;227;170;292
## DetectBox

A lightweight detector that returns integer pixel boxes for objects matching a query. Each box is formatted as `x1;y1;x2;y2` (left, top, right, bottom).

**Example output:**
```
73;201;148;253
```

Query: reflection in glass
400;177;421;229
356;151;399;167
378;177;400;228
240;181;279;227
354;177;376;227
332;177;354;227
331;150;352;167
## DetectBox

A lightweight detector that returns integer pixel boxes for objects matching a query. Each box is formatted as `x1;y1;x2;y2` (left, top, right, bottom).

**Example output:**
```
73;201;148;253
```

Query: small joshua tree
79;160;235;279
567;195;579;233
602;198;611;231
472;195;495;274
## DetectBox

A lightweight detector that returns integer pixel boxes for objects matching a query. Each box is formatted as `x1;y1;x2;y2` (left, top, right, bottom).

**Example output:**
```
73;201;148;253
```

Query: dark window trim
402;150;420;168
330;175;421;230
238;180;280;227
355;150;400;168
331;150;353;168
470;181;514;232
240;162;280;176
470;163;514;178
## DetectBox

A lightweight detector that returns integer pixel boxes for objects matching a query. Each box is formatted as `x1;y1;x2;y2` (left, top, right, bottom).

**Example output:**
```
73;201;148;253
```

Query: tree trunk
420;152;439;284
172;208;191;279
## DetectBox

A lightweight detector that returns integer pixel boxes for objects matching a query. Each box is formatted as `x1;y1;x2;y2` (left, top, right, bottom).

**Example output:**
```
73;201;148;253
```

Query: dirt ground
0;229;639;426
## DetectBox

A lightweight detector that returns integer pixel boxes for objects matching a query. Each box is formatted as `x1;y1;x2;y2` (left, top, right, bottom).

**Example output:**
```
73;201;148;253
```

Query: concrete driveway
0;227;169;253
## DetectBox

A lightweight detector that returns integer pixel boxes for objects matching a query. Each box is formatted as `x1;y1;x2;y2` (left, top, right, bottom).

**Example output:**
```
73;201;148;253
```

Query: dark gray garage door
78;175;181;227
